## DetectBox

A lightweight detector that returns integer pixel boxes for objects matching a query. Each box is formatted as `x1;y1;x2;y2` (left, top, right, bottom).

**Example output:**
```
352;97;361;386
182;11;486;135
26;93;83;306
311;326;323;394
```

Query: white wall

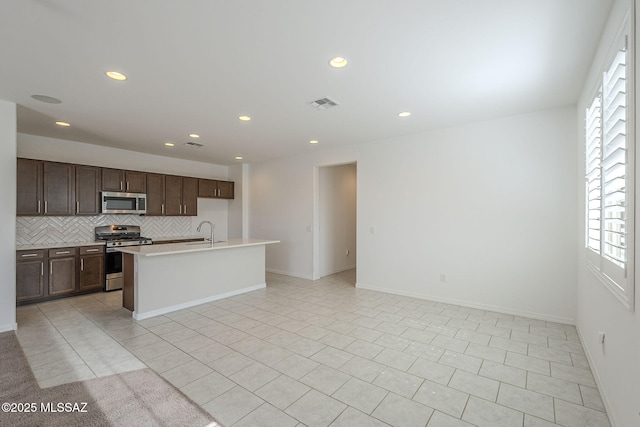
228;163;248;239
250;106;578;322
576;1;640;426
319;163;357;277
0;100;17;332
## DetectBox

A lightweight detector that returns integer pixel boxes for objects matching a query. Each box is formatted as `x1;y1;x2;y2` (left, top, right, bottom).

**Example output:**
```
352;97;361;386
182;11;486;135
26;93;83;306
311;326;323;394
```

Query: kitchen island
118;238;279;320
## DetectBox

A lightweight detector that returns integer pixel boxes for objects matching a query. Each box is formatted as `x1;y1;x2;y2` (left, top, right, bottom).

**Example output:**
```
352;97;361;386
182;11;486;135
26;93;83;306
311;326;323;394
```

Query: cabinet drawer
17;250;45;260
48;247;76;258
79;245;104;255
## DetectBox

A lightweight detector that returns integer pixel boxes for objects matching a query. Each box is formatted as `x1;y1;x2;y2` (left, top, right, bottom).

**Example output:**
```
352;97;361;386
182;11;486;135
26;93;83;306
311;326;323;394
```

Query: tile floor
15;270;611;427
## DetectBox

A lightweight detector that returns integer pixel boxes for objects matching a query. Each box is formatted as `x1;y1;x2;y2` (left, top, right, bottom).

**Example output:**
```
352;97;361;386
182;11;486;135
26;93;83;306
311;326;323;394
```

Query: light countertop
17;241;106;251
117;238;279;257
151;235;205;243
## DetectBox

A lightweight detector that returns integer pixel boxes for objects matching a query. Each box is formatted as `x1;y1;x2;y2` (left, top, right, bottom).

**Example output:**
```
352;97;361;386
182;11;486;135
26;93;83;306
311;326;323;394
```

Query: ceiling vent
308;97;339;110
184;141;204;148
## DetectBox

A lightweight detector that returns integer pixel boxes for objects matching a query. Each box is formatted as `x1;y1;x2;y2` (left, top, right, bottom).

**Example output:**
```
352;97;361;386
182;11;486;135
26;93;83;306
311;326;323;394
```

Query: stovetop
95;225;152;246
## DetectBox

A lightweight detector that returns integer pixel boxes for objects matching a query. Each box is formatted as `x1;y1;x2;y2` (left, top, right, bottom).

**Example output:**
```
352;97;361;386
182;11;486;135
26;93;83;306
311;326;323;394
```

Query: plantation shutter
585;94;602;255
601;41;627;283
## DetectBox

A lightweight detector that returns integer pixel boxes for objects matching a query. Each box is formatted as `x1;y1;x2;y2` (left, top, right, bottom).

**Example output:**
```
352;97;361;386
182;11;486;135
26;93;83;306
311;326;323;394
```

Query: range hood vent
308;97;339;110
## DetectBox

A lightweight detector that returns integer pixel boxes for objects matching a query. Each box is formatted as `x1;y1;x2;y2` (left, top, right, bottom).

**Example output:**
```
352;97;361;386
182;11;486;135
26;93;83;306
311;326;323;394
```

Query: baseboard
132;283;266;320
266;268;313;280
575;325;616;427
355;282;575;325
320;266;357;278
0;322;18;333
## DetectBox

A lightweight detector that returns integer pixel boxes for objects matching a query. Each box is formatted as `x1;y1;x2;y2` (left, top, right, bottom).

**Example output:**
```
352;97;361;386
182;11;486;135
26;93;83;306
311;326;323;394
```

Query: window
584;15;635;310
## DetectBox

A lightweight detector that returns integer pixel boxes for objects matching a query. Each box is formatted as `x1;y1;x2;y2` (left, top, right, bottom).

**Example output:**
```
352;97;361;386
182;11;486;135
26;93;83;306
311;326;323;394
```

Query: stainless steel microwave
101;192;147;214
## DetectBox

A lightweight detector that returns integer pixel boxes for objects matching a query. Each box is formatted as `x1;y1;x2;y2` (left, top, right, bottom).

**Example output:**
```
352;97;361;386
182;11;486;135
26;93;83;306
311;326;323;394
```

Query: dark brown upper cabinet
75;166;101;215
17;157;233;217
17;158;43;215
102;168;124;192
198;179;235;199
125;171;146;193
102;169;146;193
43;162;75;216
164;175;198;216
145;173;166;216
182;177;198;216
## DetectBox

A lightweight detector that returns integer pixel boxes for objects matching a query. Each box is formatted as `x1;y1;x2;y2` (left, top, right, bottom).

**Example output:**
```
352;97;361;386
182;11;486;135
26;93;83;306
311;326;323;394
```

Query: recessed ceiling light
329;56;348;68
105;71;127;81
55;121;70;127
238;115;251;121
188;133;200;138
32;94;62;104
398;111;411;117
309;140;319;144
164;142;175;147
235;156;243;160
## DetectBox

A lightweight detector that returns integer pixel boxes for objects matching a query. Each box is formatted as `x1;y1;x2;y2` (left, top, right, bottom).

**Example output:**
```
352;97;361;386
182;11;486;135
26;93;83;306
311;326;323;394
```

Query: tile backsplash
16;215;191;245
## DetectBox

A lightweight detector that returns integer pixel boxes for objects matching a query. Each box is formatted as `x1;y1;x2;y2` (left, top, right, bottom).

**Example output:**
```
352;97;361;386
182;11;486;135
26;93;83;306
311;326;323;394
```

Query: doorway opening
313;162;357;285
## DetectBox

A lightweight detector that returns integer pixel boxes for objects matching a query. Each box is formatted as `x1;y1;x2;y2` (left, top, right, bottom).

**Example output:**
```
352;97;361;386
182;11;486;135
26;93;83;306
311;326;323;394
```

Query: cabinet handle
81;258;84;271
179;205;182;215
41;262;43;276
76;201;80;213
49;261;53;277
161;204;164;215
126;181;130;191
21;253;38;258
120;181;123;191
184;205;187;215
38;200;41;213
44;201;48;214
55;251;70;255
86;249;100;253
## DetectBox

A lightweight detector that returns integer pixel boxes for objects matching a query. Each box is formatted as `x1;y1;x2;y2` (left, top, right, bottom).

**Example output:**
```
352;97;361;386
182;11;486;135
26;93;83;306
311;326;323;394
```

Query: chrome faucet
196;220;214;246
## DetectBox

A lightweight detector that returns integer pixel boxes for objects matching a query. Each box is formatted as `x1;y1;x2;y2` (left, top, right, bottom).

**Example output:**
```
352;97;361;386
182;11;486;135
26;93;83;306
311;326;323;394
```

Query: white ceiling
0;0;613;165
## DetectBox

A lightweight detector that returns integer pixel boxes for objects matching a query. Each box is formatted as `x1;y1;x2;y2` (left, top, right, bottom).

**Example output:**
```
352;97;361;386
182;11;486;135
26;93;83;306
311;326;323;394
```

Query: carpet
0;331;221;427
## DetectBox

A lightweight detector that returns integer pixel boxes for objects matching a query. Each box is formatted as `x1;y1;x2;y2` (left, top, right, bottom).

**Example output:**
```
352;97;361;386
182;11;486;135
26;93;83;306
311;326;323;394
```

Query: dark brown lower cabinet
16;245;105;306
16;250;45;302
79;246;105;292
48;248;76;296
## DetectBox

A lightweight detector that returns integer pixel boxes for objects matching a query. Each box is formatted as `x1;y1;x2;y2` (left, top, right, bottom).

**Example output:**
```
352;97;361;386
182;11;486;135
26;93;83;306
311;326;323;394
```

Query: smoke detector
184;141;204;148
308;97;339;110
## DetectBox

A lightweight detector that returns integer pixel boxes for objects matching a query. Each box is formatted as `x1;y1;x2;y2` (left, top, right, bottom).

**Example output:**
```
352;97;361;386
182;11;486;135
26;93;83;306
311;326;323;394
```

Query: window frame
584;12;635;311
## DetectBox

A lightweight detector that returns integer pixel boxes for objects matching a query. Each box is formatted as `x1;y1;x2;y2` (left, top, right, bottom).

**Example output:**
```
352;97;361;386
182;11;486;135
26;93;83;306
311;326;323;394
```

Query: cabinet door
198;179;216;198
16;259;45;302
146;173;165;216
17;158;43;216
164;175;183;216
102;168;124;192
125;171;146;193
182;177;198;216
17;260;45;301
75;166;101;215
43;162;74;215
49;256;76;296
217;181;235;199
79;254;104;292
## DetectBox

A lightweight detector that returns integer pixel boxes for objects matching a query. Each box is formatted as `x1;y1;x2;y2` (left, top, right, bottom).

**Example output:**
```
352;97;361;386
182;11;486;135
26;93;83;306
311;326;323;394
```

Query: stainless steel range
95;225;152;291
